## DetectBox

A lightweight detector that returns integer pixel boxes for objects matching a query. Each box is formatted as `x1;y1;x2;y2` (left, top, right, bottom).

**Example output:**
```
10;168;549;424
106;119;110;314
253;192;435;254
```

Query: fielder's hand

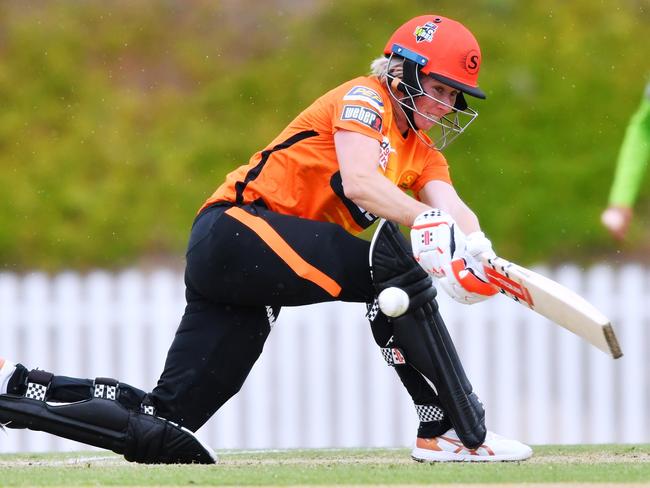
601;205;632;241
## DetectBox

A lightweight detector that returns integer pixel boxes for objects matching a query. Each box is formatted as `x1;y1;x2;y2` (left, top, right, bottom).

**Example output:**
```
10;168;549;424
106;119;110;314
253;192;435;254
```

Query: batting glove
462;231;495;279
437;258;498;305
410;209;465;279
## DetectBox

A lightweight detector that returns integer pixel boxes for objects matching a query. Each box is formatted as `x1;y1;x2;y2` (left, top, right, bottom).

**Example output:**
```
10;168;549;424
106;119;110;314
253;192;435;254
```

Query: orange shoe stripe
439;435;496;457
416;438;442;451
225;207;342;297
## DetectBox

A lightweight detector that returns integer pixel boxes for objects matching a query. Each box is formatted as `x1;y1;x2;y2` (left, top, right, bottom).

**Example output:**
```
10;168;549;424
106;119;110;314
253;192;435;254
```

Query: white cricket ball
378;287;410;317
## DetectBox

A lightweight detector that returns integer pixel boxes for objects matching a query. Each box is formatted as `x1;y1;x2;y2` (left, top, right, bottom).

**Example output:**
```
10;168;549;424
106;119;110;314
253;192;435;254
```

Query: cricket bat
480;254;623;359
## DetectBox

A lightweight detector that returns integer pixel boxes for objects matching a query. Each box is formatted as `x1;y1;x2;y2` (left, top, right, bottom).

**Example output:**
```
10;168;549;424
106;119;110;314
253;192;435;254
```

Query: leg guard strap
380;346;407;366
93;377;119;400
415;404;445;423
25;370;53;401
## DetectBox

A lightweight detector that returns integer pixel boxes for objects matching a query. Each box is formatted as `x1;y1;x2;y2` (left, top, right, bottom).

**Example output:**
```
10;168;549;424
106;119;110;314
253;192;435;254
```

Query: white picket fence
0;263;648;453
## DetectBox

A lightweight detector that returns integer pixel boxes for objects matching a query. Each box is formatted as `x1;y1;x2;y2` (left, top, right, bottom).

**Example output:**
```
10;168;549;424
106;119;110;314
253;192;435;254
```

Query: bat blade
481;254;622;359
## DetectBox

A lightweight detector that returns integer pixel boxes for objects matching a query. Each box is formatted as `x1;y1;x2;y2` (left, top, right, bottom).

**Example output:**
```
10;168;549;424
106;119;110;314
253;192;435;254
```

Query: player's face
413;77;458;130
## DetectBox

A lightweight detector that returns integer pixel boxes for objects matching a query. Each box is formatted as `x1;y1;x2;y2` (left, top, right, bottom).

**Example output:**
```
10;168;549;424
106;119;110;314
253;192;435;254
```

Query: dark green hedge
1;0;648;270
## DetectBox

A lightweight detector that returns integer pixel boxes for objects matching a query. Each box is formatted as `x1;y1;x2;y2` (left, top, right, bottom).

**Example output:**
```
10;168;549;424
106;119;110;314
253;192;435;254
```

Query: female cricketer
0;14;532;463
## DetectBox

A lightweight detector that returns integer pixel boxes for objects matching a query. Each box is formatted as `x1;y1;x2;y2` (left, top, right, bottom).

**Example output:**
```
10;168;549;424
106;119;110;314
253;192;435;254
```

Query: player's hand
601;206;632;241
410;209;465;279
465;231;495;259
437;257;498;305
463;231;495;280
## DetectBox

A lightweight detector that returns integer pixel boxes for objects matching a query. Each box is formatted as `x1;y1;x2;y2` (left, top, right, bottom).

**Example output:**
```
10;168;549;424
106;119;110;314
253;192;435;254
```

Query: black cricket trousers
149;202;374;430
6;202;444;439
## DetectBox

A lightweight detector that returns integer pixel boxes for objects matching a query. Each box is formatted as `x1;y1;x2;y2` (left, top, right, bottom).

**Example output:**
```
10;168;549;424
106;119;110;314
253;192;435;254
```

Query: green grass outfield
1;444;649;487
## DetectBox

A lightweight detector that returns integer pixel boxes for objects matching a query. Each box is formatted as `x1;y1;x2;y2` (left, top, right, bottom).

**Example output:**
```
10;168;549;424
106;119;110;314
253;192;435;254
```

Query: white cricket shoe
411;429;532;462
0;358;17;395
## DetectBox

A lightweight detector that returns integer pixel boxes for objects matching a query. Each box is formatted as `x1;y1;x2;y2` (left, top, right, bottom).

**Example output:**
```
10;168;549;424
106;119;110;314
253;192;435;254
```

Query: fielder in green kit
601;81;650;240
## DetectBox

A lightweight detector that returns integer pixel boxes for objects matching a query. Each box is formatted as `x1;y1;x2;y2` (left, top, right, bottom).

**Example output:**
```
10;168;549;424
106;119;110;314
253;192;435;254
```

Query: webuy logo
341;105;382;132
414;21;437;43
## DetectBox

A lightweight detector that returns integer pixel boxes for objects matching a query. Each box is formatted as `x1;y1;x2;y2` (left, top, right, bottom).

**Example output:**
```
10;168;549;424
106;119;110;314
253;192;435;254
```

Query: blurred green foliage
0;0;649;270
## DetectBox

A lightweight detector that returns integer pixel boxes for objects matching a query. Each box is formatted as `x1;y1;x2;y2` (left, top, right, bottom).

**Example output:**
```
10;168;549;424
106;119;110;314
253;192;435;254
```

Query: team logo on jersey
414;21;437;43
341;105;382;132
398;170;418;189
378;137;395;171
343;86;385;112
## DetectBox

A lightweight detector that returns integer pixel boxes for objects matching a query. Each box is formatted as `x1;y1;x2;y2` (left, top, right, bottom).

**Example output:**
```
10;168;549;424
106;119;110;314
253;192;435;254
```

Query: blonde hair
369;55;404;82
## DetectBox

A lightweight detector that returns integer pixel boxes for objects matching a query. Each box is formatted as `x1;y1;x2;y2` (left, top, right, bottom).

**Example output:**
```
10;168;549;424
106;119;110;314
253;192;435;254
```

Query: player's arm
336;129;496;303
417;179;481;235
601;87;650;239
418;179;497;263
335;129;430;226
418;179;498;262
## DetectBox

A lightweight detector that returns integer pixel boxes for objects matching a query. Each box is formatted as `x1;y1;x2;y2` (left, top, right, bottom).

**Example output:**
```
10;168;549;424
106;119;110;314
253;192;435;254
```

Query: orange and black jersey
201;76;452;234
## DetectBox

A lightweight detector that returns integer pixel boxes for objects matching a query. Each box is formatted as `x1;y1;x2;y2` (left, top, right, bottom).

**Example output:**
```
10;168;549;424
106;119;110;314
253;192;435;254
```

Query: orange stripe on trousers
225;207;342;297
